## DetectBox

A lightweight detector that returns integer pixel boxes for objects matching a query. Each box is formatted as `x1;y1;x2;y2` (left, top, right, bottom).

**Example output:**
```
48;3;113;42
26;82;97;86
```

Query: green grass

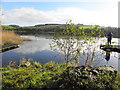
2;60;120;89
2;61;68;89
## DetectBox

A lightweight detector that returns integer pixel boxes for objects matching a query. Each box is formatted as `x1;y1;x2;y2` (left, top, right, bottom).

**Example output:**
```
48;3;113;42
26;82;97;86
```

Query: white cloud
1;6;117;27
16;39;52;54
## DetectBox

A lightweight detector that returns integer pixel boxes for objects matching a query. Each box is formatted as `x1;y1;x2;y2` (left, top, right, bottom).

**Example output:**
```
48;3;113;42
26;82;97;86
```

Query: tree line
2;24;119;38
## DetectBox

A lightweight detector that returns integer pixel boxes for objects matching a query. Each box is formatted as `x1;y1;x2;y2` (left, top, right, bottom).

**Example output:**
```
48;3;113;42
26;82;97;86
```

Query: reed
0;30;31;45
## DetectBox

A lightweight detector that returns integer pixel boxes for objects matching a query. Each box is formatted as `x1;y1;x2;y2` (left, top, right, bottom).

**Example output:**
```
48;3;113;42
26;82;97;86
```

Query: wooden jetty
100;45;120;53
0;44;19;53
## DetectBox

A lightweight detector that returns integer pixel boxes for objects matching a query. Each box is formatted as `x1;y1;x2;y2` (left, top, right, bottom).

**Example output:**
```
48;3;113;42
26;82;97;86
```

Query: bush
50;65;119;90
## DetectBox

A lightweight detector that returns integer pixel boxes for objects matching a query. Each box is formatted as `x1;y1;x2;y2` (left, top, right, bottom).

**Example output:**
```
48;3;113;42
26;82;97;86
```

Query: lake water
1;35;119;71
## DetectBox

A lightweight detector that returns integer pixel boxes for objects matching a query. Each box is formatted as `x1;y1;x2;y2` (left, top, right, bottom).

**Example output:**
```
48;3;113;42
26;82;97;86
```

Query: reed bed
0;30;31;45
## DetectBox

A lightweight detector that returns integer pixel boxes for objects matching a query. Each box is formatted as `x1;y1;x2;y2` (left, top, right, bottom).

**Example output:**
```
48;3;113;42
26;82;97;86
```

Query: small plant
44;61;56;70
51;20;105;66
34;61;42;68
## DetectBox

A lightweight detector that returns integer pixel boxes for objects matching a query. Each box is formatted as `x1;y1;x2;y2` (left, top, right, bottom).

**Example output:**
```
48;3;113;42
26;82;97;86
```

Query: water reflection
2;36;64;66
2;50;64;66
105;51;111;61
1;35;119;69
16;39;52;54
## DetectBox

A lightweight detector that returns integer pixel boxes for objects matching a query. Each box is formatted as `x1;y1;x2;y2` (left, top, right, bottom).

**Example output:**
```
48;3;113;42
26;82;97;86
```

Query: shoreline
0;44;19;52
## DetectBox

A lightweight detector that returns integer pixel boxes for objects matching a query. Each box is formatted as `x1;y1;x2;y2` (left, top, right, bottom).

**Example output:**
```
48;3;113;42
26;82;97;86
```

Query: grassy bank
0;30;31;45
1;59;120;89
2;60;68;89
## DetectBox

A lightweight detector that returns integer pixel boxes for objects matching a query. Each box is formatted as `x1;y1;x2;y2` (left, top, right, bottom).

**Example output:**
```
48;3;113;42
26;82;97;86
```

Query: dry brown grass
0;30;31;45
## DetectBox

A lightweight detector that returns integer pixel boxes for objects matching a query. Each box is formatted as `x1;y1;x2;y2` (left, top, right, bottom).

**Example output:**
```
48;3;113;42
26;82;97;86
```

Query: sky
1;0;119;27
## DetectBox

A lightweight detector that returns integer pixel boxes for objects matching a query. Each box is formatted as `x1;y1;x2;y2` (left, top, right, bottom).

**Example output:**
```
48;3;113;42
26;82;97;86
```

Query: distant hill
1;24;119;38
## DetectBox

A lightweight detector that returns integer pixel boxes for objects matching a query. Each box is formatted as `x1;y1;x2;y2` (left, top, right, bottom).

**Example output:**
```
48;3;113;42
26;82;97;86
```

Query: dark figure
105;51;110;61
107;32;113;45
